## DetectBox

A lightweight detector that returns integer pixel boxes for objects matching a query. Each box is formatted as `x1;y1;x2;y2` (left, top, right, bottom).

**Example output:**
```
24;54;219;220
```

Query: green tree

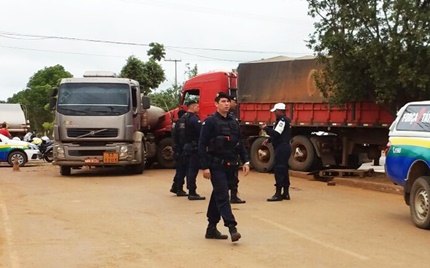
149;63;199;111
8;64;72;135
120;43;166;95
185;63;198;79
149;85;182;111
307;0;430;112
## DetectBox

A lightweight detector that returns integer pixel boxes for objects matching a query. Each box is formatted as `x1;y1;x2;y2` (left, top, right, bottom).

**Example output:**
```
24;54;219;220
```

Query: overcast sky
0;0;315;101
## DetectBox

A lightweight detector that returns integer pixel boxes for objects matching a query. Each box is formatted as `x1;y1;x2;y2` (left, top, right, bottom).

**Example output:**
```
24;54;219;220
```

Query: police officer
181;101;205;200
170;109;188;196
262;103;292;202
228;95;245;204
198;92;250;242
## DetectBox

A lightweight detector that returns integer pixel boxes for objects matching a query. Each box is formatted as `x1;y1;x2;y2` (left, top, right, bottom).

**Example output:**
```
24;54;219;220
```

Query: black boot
230;189;246;204
205;224;228;239
176;188;188;197
169;183;177;194
228;226;241;242
282;187;290;200
267;187;283;202
188;190;206;200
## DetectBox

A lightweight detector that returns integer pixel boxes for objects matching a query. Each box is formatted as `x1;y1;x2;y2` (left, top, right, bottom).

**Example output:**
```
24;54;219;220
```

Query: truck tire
8;150;27;167
250;137;274;172
60;166;71;176
157;137;175;169
347;154;361;169
289;135;316;172
410;176;430;229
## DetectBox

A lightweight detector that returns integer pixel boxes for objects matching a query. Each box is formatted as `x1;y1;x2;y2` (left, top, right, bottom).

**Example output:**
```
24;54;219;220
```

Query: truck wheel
347;154;360;169
289;135;316;171
157;137;175;169
60;166;71;176
250;137;274;172
410;176;430;229
8;150;27;167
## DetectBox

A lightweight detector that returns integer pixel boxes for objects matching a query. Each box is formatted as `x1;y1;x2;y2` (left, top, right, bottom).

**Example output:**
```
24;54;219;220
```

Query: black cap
215;92;231;102
229;95;237;102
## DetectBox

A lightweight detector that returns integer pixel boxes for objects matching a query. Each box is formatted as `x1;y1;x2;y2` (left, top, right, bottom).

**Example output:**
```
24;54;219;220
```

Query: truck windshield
57;83;130;116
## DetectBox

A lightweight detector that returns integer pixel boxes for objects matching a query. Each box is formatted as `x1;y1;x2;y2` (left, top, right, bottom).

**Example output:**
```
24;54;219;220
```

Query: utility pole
165;59;182;87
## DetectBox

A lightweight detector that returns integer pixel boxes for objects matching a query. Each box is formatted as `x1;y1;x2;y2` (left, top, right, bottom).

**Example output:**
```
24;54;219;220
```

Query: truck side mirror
142;96;150;109
49;87;58;110
51;87;58;97
49;97;57;110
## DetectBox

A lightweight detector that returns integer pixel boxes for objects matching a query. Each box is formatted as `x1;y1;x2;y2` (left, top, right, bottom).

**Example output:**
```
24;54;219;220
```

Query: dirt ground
0;162;428;268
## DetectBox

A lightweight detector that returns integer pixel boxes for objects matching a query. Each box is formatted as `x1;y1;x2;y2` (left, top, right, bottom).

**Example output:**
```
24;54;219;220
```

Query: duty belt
211;156;239;167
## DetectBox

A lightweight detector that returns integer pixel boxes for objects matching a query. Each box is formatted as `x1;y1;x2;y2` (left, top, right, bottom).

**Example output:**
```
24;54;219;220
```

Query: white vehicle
0;134;41;166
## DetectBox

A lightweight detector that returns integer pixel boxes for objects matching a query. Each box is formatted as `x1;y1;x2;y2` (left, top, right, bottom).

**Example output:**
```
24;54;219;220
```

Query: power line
0;31;309;55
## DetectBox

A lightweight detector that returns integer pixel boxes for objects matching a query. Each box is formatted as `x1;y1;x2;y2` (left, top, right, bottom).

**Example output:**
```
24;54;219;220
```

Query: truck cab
51;71;150;175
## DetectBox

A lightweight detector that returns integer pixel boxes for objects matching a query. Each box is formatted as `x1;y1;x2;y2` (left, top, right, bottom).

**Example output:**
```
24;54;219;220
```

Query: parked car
385;100;430;229
0;133;40;166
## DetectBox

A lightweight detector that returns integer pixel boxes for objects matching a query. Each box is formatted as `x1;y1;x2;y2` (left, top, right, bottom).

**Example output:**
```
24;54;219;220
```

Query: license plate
85;158;99;164
103;152;118;164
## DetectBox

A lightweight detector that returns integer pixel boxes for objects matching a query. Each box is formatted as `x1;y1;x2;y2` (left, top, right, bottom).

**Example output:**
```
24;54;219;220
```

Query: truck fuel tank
141;105;165;129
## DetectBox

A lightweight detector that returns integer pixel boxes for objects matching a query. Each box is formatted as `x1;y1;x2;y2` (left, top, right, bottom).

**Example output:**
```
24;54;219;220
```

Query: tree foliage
8;65;72;135
149;64;199;111
149;85;182;111
307;0;430;112
120;43;166;95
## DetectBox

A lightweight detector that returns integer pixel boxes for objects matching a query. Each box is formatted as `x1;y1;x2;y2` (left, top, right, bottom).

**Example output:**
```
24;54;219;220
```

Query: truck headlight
56;146;65;158
119;145;128;159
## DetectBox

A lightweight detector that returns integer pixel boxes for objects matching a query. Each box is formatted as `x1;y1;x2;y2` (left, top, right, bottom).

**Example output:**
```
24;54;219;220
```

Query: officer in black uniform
170;109;188;196
198;92;250;242
181;101;205;200
228;95;246;204
262;103;292;202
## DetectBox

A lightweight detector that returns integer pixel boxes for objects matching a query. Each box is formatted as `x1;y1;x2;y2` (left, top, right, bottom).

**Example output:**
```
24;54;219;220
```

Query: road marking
253;216;369;261
0;198;21;268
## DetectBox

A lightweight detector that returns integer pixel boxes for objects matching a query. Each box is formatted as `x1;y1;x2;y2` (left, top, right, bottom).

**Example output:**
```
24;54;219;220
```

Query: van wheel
289;135;316;171
410;176;430;229
250;137;274;172
60;166;71;176
157;137;175;169
8;151;27;167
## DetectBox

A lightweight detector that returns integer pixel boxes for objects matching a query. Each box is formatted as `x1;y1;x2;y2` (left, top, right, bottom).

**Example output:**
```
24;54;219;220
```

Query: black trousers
274;143;291;188
227;168;239;191
207;168;237;227
186;153;200;191
172;155;187;190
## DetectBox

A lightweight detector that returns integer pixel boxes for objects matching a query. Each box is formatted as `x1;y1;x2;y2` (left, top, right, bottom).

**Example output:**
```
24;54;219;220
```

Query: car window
396;105;430;132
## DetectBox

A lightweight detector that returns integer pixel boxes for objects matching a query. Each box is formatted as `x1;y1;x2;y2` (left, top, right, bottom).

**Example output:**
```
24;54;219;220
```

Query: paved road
0;163;428;268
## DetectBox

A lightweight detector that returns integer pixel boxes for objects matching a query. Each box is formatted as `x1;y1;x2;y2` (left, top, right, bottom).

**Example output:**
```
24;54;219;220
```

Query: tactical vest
177;112;198;145
208;114;240;160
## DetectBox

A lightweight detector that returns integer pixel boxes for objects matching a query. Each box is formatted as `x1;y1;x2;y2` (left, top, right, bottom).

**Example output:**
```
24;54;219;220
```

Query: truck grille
67;128;118;138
